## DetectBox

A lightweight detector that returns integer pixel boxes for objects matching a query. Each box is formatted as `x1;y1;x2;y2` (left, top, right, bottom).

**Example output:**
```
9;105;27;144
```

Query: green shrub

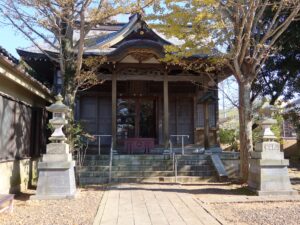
219;128;236;145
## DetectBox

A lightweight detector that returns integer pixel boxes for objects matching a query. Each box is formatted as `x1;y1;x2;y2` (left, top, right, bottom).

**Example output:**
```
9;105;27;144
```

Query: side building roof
0;46;54;103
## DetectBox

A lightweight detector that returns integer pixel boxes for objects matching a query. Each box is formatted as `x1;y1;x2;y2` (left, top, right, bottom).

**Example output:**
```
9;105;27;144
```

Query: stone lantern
31;94;76;200
248;102;297;196
47;94;69;142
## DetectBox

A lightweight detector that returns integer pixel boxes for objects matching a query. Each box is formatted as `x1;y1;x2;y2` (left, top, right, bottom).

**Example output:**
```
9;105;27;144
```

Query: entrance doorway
117;97;156;145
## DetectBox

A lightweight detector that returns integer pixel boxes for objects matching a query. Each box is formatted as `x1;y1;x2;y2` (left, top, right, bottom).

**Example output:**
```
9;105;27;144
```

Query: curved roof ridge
85;14;140;50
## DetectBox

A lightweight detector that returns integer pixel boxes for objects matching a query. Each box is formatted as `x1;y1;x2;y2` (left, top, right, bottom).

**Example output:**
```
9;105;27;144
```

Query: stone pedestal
31;94;76;200
31;143;76;200
248;103;297;196
248;142;297;195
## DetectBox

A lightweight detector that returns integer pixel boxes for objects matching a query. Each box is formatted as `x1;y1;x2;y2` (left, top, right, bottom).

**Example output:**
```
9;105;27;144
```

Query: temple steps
76;154;216;185
79;176;214;184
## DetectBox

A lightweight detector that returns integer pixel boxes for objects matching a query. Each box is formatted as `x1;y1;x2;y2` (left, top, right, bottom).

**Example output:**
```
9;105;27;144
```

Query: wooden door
176;97;194;144
80;96;97;134
98;97;112;145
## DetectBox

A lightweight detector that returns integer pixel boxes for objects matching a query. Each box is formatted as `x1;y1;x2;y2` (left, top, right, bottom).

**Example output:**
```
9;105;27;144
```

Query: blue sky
0;26;32;58
0;14;131;58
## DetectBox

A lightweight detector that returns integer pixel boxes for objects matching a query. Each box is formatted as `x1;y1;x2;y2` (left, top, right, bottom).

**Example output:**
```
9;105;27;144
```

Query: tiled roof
0;46;53;98
0;46;19;64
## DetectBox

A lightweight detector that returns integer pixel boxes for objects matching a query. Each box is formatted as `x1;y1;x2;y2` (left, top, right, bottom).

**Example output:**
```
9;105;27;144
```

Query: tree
152;0;300;181
0;0;155;117
251;12;300;105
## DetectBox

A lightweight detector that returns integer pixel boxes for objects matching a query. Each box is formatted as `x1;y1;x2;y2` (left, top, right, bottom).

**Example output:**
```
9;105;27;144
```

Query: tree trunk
238;81;253;182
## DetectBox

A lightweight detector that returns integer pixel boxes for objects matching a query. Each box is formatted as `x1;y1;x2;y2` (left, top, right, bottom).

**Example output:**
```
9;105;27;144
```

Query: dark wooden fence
0;94;48;161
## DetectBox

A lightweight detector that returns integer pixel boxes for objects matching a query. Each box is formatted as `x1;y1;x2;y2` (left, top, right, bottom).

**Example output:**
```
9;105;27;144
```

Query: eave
0;50;54;103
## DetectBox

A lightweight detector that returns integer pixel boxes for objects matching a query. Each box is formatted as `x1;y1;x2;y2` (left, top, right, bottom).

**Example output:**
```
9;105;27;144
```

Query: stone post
248;102;297;196
31;94;76;200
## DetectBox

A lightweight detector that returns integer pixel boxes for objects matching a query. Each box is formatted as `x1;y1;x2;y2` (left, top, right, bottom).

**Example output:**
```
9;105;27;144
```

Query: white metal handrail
174;154;178;183
170;135;189;155
109;138;113;183
93;134;112;155
169;139;173;155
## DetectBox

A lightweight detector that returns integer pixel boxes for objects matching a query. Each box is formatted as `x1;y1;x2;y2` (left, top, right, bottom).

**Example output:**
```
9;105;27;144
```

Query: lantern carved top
46;94;69;143
258;102;278;140
46;94;69;113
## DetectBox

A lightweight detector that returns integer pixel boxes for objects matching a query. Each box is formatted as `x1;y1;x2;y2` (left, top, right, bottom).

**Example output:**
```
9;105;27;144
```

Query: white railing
169;139;173;155
174;154;178;183
93;134;112;155
170;135;189;155
109;138;113;183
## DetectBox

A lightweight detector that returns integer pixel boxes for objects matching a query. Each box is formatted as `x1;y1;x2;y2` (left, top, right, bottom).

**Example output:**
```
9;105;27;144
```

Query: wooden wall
78;80;218;148
0;94;47;161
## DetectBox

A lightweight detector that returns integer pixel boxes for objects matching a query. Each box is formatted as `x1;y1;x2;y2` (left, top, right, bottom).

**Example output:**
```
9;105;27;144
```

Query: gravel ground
0;186;104;225
212;202;300;225
208;166;300;225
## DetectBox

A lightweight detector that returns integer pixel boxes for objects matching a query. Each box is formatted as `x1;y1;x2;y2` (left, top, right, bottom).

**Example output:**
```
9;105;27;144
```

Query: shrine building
18;14;227;154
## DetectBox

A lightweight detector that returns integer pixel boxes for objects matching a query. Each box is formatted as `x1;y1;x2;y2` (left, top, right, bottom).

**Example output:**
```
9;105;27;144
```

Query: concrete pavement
93;183;222;225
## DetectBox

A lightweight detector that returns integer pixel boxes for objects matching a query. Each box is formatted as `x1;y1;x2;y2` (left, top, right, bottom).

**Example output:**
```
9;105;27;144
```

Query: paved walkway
93;183;221;225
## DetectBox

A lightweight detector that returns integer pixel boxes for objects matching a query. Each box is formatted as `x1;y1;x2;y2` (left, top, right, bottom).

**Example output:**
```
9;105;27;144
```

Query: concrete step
78;176;215;185
82;154;213;161
177;171;215;176
76;154;218;185
77;164;213;172
78;171;175;177
83;154;173;160
78;165;174;172
177;165;214;171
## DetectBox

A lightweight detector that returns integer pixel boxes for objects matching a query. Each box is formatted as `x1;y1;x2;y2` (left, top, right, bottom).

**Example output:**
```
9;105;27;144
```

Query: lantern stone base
31;161;76;200
31;143;76;200
248;158;298;196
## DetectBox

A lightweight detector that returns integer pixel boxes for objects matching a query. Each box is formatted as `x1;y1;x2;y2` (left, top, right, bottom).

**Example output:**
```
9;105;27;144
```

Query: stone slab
46;143;70;154
255;190;298;196
38;161;75;169
249;158;289;167
43;153;72;162
30;194;76;200
32;166;76;200
210;154;228;180
93;184;221;225
250;151;284;160
255;142;280;153
248;158;297;195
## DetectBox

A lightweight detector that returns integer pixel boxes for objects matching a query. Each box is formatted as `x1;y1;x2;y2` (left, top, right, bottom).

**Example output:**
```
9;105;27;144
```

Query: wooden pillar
204;102;209;150
112;67;117;148
215;89;220;147
135;98;140;137
163;70;169;148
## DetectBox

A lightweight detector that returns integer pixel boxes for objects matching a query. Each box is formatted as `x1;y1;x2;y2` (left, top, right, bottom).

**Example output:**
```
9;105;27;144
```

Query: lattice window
196;104;204;128
208;103;216;128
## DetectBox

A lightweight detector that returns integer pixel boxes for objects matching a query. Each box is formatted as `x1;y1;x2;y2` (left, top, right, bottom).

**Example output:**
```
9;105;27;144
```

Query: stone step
78;170;215;179
81;161;212;169
177;165;214;171
177;160;212;166
82;154;212;161
177;171;215;176
77;164;213;172
78;171;175;177
78;176;214;185
76;154;218;185
77;165;174;172
83;154;173;160
83;160;175;167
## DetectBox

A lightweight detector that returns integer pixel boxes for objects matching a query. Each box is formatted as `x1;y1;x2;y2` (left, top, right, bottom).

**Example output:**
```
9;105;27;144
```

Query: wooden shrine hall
18;14;227;154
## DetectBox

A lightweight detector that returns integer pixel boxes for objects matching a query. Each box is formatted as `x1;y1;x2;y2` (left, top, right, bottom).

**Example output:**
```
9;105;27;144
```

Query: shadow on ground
107;182;255;196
